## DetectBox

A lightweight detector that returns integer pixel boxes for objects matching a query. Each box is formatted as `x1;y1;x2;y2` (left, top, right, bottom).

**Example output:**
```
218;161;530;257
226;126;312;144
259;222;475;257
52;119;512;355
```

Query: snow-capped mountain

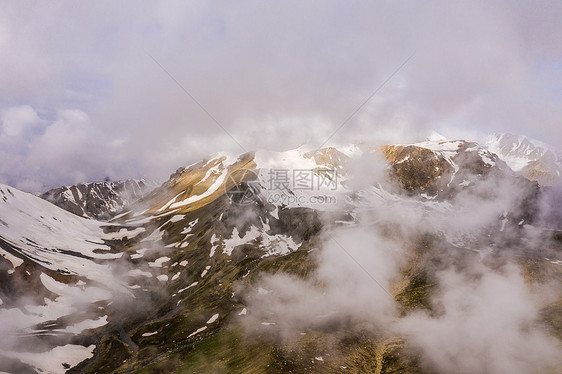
0;183;133;372
382;139;512;196
40;179;157;220
0;139;560;373
485;133;562;186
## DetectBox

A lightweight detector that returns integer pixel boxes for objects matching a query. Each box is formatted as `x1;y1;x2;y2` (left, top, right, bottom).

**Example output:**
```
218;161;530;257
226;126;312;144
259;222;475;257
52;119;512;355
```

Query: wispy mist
241;154;562;373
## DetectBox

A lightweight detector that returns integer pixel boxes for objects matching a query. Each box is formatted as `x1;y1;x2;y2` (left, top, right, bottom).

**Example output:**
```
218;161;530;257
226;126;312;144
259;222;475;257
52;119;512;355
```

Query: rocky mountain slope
0;139;561;373
40;179;156;220
382;139;511;196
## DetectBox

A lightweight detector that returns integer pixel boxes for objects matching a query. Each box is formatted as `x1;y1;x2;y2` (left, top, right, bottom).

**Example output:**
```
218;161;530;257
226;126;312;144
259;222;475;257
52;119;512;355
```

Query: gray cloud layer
0;1;561;191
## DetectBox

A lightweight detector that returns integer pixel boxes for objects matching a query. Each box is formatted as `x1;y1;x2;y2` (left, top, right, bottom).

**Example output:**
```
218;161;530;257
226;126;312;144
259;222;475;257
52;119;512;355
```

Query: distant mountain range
40;179;157;220
0;134;560;373
485;132;561;186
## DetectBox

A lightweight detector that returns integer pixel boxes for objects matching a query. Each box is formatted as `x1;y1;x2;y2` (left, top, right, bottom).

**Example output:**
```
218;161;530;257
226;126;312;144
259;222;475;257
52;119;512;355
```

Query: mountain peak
484;133;561;185
40;179;157;220
426;130;448;141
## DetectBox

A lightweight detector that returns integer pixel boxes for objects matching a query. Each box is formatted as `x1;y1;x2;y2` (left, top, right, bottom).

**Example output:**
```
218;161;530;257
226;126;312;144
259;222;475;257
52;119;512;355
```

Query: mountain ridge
40;179;158;220
485;132;562;186
0;136;560;373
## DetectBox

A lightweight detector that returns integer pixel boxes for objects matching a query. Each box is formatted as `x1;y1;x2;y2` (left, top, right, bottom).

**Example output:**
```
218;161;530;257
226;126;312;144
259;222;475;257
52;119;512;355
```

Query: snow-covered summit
485;133;561;185
40;179;157;220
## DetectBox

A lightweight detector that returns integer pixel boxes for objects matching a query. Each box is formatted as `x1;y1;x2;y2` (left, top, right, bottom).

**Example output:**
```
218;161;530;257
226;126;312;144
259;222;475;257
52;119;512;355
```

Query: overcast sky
1;1;561;191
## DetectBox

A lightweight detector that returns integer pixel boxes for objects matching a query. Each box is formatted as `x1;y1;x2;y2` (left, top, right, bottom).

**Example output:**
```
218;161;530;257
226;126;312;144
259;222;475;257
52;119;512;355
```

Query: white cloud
0;107;116;191
398;265;562;374
0;1;561;190
0;105;41;137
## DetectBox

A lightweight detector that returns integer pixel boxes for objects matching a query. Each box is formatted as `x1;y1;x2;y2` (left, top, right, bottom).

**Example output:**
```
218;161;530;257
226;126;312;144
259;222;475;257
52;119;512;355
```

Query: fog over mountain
1;2;562;373
0;1;561;191
0;139;561;373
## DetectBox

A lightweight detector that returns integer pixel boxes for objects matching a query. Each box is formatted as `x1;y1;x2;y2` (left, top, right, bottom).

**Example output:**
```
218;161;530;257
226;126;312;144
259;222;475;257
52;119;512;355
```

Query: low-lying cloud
398;264;561;374
242;158;562;373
